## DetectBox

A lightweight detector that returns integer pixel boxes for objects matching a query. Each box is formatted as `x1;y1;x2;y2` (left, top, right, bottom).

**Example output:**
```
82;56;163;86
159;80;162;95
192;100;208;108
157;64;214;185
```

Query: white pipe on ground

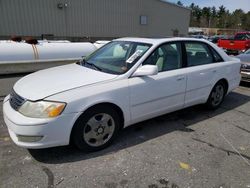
0;41;99;62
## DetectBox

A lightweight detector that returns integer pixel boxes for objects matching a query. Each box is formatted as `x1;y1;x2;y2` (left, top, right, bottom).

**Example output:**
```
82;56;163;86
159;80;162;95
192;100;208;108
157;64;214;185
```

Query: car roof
114;37;232;62
114;37;209;45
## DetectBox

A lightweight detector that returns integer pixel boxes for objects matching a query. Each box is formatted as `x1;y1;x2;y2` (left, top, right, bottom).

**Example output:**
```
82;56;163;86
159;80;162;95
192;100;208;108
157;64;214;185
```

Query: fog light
17;135;43;142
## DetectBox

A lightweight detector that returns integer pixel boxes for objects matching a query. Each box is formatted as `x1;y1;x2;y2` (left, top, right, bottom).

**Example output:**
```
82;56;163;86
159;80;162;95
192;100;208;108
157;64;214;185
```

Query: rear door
183;41;224;107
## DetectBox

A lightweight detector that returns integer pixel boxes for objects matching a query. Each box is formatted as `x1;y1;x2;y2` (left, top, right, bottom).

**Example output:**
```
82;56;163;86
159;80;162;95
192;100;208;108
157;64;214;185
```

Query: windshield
245;49;250;54
84;41;152;75
234;33;250;40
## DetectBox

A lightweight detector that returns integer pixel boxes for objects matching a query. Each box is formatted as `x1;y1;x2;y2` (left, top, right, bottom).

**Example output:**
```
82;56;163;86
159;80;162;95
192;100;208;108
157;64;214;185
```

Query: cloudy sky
169;0;250;12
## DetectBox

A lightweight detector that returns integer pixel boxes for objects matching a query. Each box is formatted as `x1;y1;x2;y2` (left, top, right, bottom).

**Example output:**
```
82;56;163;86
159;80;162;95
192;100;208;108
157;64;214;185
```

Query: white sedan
3;38;241;151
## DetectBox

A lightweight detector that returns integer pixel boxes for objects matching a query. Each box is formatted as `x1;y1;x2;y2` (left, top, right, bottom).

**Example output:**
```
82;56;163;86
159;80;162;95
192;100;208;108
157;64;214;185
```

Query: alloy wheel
211;84;224;106
83;113;115;147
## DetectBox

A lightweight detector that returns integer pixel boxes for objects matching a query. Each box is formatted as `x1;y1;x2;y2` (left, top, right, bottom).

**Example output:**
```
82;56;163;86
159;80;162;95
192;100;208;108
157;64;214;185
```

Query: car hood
13;64;118;101
237;54;250;63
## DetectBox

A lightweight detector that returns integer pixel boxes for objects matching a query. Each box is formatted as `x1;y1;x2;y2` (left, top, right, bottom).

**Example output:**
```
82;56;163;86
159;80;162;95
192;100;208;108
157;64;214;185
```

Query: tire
72;105;121;151
206;81;226;110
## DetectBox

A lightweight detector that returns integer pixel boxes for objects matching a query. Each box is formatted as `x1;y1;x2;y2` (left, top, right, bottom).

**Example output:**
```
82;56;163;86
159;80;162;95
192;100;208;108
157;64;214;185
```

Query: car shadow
28;90;250;164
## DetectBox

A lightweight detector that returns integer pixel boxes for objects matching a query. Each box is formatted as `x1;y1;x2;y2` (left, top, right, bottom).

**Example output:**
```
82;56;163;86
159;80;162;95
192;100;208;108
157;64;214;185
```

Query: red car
218;32;250;55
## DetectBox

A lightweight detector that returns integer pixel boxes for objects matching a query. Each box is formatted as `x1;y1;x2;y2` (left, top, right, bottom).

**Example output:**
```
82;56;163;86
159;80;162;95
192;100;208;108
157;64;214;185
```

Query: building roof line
159;0;191;11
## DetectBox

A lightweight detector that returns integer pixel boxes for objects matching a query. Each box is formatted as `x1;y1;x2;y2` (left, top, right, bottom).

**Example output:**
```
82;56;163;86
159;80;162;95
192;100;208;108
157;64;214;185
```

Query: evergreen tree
184;2;250;30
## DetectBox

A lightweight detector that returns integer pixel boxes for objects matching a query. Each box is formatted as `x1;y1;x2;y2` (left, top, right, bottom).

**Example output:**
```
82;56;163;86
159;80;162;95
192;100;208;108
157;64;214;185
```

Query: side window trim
181;41;187;68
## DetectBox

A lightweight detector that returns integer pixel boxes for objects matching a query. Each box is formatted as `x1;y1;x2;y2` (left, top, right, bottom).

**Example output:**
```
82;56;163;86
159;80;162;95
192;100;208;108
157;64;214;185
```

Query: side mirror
132;65;158;77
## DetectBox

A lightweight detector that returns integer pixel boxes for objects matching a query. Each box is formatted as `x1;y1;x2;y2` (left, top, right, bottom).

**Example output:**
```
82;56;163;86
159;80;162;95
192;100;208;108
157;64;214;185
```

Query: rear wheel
72;105;121;151
206;81;226;109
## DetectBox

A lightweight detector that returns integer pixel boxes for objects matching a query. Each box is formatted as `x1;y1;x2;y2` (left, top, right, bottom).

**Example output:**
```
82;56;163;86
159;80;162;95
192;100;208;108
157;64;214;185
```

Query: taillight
246;42;250;49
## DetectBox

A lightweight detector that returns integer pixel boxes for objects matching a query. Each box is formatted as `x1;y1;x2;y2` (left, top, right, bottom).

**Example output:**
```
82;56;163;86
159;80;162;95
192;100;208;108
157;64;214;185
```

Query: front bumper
3;98;79;149
241;71;250;82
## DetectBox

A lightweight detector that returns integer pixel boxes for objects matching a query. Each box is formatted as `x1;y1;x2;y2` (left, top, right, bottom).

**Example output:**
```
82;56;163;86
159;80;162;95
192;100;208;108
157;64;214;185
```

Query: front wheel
72;105;121;151
206;81;226;109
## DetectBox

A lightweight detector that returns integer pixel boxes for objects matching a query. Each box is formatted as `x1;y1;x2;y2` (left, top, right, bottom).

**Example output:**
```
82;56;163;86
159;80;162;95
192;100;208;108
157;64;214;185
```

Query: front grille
9;90;26;111
242;76;250;82
241;69;250;72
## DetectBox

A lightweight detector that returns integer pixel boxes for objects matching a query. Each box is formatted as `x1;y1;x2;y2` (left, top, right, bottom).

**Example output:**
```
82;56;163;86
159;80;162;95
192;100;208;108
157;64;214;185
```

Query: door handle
212;70;217;73
177;76;185;81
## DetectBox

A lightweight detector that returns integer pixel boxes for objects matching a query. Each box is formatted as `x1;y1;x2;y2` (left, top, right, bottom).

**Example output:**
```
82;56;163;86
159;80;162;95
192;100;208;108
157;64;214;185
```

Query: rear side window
185;42;213;67
210;47;224;62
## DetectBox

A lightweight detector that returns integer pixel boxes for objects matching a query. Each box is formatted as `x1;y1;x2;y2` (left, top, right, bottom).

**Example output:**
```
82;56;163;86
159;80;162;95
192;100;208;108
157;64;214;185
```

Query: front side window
143;43;182;72
185;42;213;67
84;41;152;75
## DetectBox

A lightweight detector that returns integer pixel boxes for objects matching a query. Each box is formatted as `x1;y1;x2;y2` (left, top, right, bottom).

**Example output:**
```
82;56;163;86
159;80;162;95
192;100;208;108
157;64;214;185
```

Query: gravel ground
0;75;250;188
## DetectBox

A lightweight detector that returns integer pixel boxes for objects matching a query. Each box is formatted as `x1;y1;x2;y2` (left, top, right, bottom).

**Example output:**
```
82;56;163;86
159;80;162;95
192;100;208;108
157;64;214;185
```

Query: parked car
218;32;250;55
237;49;250;82
190;35;209;40
208;35;226;44
3;38;241;151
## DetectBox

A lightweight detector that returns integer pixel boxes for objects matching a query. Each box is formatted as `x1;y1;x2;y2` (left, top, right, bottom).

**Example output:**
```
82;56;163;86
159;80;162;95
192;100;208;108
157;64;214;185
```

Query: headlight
241;63;250;70
19;101;66;118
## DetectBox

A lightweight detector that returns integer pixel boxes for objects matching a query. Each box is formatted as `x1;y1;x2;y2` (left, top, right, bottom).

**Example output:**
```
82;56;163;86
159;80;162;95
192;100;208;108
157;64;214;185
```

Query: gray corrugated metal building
0;0;191;41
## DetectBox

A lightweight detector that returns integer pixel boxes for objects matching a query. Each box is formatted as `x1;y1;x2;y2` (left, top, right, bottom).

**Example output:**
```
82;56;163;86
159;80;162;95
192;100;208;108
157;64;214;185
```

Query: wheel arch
206;78;229;103
216;78;229;95
69;102;125;144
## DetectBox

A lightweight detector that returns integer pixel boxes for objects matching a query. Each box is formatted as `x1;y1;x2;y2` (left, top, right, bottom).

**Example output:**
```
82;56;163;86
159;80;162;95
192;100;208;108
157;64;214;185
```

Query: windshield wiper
80;59;102;71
